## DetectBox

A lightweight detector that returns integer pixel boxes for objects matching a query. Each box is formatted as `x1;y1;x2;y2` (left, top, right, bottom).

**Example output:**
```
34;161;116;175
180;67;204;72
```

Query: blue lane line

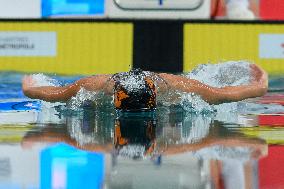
159;0;163;5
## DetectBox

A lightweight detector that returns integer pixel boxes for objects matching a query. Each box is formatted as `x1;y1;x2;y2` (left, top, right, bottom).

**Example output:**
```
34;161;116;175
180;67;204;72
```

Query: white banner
0;0;41;18
259;34;284;59
0;32;57;57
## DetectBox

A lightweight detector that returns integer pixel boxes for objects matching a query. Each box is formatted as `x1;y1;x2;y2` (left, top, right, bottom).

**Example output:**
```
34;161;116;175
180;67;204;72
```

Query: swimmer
22;63;268;107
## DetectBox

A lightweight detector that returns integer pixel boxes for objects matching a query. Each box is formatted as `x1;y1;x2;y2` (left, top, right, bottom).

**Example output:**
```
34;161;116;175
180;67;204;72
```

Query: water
1;63;284;189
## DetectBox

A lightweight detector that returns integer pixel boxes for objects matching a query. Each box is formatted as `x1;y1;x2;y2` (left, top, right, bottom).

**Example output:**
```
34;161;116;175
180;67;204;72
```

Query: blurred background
0;0;283;75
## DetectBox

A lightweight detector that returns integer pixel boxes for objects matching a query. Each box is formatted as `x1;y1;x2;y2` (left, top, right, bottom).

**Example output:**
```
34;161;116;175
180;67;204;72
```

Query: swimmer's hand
22;75;36;93
212;63;268;104
249;63;268;90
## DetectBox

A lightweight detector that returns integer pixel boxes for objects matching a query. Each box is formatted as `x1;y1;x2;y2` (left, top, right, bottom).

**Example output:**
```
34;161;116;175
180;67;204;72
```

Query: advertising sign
0;32;57;57
259;34;284;59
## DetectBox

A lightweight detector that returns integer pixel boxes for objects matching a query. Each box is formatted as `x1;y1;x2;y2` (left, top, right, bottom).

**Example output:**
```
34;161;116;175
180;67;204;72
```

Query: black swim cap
113;69;157;111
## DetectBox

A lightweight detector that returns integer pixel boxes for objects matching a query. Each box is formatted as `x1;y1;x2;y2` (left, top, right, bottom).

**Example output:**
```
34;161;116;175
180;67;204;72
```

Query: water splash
113;70;153;93
186;61;251;87
68;88;100;110
158;91;214;114
180;93;214;113
31;73;60;87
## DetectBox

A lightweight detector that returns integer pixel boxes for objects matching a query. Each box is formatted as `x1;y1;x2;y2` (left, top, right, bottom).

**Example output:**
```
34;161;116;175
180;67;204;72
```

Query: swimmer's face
113;70;157;111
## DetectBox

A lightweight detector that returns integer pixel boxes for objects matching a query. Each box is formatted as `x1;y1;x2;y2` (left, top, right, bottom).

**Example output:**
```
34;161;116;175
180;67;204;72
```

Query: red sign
259;145;284;189
260;0;284;20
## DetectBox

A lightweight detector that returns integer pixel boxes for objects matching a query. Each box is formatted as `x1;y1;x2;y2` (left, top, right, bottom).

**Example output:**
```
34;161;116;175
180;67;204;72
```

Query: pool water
1;71;284;189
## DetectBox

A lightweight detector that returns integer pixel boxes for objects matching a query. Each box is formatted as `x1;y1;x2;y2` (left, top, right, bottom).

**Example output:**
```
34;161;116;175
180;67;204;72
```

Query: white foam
68;88;99;110
180;93;214;113
186;61;251;88
114;70;155;93
31;73;60;87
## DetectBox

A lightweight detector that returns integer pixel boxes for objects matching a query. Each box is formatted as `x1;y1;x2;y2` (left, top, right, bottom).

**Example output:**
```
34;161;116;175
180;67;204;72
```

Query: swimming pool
0;71;284;189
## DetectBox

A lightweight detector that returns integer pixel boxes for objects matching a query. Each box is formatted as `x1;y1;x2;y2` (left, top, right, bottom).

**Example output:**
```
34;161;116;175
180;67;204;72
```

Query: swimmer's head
113;69;157;111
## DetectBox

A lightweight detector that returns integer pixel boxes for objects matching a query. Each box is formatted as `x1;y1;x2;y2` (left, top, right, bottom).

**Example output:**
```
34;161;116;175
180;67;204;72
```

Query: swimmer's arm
163;137;267;158
158;64;268;104
23;83;80;102
158;73;225;104
22;74;113;102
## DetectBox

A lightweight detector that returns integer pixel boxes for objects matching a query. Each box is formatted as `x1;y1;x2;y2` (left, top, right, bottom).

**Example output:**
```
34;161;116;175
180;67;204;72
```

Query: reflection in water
40;143;104;189
113;112;157;159
0;158;11;180
17;106;268;189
